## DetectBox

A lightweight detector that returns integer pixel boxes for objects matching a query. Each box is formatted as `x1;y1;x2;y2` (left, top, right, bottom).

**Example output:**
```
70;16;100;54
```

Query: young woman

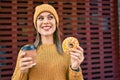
12;4;84;80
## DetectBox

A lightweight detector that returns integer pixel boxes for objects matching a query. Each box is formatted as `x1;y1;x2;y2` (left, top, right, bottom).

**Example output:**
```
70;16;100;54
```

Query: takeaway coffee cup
21;44;36;63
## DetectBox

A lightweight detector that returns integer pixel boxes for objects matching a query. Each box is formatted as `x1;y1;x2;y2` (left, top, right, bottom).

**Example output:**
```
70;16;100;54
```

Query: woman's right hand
19;52;36;73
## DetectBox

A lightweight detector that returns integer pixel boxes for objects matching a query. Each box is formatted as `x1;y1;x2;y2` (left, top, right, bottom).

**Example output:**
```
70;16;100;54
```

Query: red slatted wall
0;0;120;80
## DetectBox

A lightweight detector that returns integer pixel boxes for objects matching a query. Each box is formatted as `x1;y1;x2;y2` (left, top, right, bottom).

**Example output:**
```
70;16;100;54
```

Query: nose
43;18;49;25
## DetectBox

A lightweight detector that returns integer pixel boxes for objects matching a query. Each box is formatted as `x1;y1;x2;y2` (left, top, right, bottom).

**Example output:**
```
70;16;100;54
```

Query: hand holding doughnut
70;46;84;70
62;37;84;70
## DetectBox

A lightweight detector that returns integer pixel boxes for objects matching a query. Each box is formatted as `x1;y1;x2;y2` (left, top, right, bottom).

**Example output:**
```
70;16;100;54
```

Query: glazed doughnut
62;37;79;54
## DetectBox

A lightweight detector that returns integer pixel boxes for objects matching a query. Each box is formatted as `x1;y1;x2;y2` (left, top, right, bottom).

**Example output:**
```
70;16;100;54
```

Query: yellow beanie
33;4;59;28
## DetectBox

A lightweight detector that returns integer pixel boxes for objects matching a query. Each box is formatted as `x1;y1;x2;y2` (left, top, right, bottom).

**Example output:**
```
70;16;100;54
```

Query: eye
37;16;44;20
48;15;54;20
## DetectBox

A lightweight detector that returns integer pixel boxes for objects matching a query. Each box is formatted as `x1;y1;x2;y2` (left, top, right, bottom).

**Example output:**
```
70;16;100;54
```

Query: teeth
42;26;51;30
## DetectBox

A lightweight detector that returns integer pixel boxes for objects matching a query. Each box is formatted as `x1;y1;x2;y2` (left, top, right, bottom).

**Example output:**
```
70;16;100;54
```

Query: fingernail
23;52;26;55
32;63;36;66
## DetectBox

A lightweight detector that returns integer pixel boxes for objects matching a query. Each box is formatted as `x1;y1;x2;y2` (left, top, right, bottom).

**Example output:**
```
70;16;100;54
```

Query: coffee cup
21;45;36;63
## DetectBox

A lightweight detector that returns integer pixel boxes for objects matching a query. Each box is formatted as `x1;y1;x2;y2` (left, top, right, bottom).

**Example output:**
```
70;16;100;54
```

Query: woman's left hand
70;46;84;70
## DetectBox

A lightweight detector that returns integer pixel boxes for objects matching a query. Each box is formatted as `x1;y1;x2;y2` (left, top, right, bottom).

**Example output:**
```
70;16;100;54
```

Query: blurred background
0;0;120;80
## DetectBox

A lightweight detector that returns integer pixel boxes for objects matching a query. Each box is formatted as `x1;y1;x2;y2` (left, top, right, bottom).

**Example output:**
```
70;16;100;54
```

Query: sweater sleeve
66;54;84;80
68;66;84;80
11;50;28;80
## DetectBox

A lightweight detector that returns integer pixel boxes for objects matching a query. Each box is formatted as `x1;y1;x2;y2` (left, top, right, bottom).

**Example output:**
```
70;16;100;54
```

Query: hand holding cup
19;45;37;73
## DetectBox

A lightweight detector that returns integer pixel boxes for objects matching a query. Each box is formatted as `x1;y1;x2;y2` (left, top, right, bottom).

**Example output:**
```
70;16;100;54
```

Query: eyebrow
48;13;54;16
38;13;53;17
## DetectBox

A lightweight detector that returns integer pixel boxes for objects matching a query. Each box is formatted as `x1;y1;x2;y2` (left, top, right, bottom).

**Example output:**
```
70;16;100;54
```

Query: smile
41;26;52;31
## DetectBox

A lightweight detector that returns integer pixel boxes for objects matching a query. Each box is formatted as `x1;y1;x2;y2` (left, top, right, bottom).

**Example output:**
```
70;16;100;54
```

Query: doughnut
62;37;79;54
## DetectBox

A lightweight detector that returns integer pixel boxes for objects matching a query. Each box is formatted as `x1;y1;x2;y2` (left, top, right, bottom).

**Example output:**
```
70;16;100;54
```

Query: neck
41;35;54;44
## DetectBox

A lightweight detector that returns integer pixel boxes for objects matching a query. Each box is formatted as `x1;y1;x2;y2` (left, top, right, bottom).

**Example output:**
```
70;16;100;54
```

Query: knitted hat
33;4;59;28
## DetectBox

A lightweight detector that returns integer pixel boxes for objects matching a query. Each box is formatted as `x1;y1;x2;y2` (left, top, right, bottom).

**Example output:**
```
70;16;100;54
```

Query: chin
42;33;53;36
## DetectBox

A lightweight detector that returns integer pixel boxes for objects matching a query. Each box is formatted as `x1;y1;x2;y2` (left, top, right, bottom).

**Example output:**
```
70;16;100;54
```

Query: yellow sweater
12;44;84;80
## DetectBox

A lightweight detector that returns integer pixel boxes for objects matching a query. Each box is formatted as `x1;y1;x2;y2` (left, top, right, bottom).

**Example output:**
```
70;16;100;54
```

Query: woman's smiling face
36;12;56;37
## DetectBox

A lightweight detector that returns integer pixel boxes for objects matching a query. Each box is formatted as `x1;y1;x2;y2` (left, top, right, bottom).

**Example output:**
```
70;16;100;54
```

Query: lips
41;26;52;31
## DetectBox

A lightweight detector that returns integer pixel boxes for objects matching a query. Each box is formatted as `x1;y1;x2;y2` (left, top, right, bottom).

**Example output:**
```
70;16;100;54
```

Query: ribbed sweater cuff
69;66;84;80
